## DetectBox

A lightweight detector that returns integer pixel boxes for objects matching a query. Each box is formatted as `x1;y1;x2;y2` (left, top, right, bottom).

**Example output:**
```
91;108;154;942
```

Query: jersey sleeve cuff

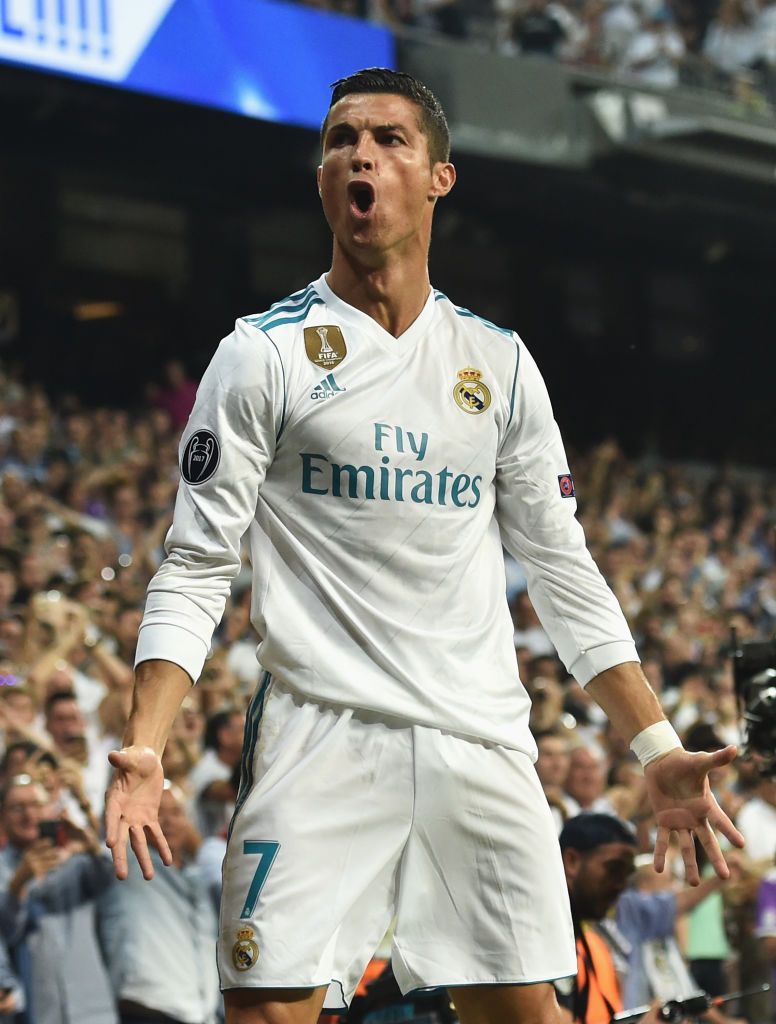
569;641;641;687
134;623;210;684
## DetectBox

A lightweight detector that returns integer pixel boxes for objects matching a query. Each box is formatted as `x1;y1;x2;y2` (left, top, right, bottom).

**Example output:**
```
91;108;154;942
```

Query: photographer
0;774;116;1024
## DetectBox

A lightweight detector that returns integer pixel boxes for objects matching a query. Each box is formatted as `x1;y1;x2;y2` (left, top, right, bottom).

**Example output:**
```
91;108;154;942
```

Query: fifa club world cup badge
181;429;220;485
453;367;491;415
232;927;260;971
304;325;347;370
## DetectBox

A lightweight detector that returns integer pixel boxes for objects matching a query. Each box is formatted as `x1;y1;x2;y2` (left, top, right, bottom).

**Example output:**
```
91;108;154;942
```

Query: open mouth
348;181;375;218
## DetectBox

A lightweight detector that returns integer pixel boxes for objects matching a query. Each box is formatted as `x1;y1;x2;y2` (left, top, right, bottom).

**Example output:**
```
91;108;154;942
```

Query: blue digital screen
0;0;395;129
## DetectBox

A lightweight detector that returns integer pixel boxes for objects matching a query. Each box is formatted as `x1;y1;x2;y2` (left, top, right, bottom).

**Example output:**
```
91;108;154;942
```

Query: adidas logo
310;373;346;401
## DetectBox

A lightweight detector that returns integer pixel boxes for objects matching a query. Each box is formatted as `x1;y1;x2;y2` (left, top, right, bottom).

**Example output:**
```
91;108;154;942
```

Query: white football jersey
136;274;638;752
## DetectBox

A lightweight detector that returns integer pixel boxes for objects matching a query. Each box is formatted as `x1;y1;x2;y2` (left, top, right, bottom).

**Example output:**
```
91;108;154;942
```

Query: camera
731;629;776;775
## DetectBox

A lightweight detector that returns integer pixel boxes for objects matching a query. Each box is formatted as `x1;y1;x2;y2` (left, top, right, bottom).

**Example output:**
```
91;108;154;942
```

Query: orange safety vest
574;924;623;1024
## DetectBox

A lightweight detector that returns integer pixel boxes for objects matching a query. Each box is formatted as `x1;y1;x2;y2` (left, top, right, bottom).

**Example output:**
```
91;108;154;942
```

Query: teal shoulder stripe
435;291;513;338
508;336;521;426
271;284;313;309
260;294;324;332
245;284;315;328
453;306;514;339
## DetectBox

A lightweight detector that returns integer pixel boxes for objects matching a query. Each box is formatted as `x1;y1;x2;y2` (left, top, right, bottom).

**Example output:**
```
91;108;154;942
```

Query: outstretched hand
645;745;744;884
105;745;172;881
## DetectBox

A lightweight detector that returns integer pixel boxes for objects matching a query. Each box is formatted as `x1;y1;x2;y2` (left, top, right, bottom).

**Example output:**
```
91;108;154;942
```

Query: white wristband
630;720;682;767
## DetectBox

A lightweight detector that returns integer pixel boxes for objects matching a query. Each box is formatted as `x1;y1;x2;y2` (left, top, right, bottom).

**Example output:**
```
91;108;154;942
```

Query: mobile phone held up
39;820;67;847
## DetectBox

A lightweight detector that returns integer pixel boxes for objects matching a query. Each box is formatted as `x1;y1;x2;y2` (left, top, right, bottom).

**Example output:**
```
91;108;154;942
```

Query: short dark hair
0;740;40;777
44;690;78;718
204;708;240;752
559;813;636;853
321;67;451;165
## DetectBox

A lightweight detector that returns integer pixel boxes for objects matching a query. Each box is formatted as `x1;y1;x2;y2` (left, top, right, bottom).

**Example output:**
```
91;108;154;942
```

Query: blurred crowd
303;0;776;109
0;361;774;1023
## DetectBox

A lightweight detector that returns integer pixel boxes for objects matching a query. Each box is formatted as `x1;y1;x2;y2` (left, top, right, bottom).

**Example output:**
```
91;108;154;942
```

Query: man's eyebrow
325;121;356;136
325;120;413;137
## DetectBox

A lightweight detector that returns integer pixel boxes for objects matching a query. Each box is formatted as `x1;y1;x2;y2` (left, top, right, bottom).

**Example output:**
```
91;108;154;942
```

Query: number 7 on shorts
240;840;280;919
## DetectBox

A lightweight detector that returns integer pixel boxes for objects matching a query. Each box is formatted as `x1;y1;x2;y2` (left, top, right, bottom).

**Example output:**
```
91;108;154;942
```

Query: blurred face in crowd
65;413;90;448
536;734;571;790
115;607;142;651
218;712;247;764
20;553;47;592
1;687;35;725
1;746;36;781
45;697;87;756
44;665;76;696
512;591;540;629
567;747;607;807
1;780;46;848
1;472;27;509
0;569;16;607
111;485;140;520
318;92;455;269
0;615;23;658
157;787;191;859
14;421;48;462
563;842;635;920
641;658;664;695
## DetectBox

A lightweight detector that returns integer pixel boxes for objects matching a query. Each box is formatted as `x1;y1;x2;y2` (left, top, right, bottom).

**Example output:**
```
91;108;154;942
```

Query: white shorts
217;676;576;1010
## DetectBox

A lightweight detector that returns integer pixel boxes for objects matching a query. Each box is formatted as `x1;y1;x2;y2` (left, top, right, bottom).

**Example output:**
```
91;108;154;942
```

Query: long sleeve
136;320;285;682
495;340;638;685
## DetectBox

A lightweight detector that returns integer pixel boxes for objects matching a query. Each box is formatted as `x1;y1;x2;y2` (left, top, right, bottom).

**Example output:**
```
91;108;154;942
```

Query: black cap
559;812;636;852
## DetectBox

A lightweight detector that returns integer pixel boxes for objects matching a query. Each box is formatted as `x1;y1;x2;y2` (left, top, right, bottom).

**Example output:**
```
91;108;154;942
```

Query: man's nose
352;136;375;172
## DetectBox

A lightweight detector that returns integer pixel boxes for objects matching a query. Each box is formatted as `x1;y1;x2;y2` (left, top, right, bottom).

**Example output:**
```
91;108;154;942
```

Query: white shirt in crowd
622;25;686;87
737;796;776;862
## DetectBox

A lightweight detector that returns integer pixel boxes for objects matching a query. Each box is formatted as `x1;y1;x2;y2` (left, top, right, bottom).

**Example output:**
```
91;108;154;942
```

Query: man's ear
429;161;456;201
316;165;323;197
562;846;581;886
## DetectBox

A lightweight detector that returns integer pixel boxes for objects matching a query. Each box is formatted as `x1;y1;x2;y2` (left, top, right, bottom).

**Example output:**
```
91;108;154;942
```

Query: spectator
565;744;615;814
556;813;637;1023
756;864;776;1019
43;690;110;816
736;775;776;862
703;0;760;76
149;360;199;431
510;590;555;656
511;0;569;53
99;783;220;1024
0;774;116;1024
616;851;731;1009
621;10;686;88
601;0;643;67
188;707;244;837
535;728;579;829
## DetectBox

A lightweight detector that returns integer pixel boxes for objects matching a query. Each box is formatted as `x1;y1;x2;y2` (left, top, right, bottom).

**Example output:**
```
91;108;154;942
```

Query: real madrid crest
304;325;347;370
232;926;260;971
453;367;491;415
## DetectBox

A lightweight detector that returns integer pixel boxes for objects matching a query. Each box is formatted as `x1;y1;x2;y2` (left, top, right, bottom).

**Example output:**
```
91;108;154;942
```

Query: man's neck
326;245;431;339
